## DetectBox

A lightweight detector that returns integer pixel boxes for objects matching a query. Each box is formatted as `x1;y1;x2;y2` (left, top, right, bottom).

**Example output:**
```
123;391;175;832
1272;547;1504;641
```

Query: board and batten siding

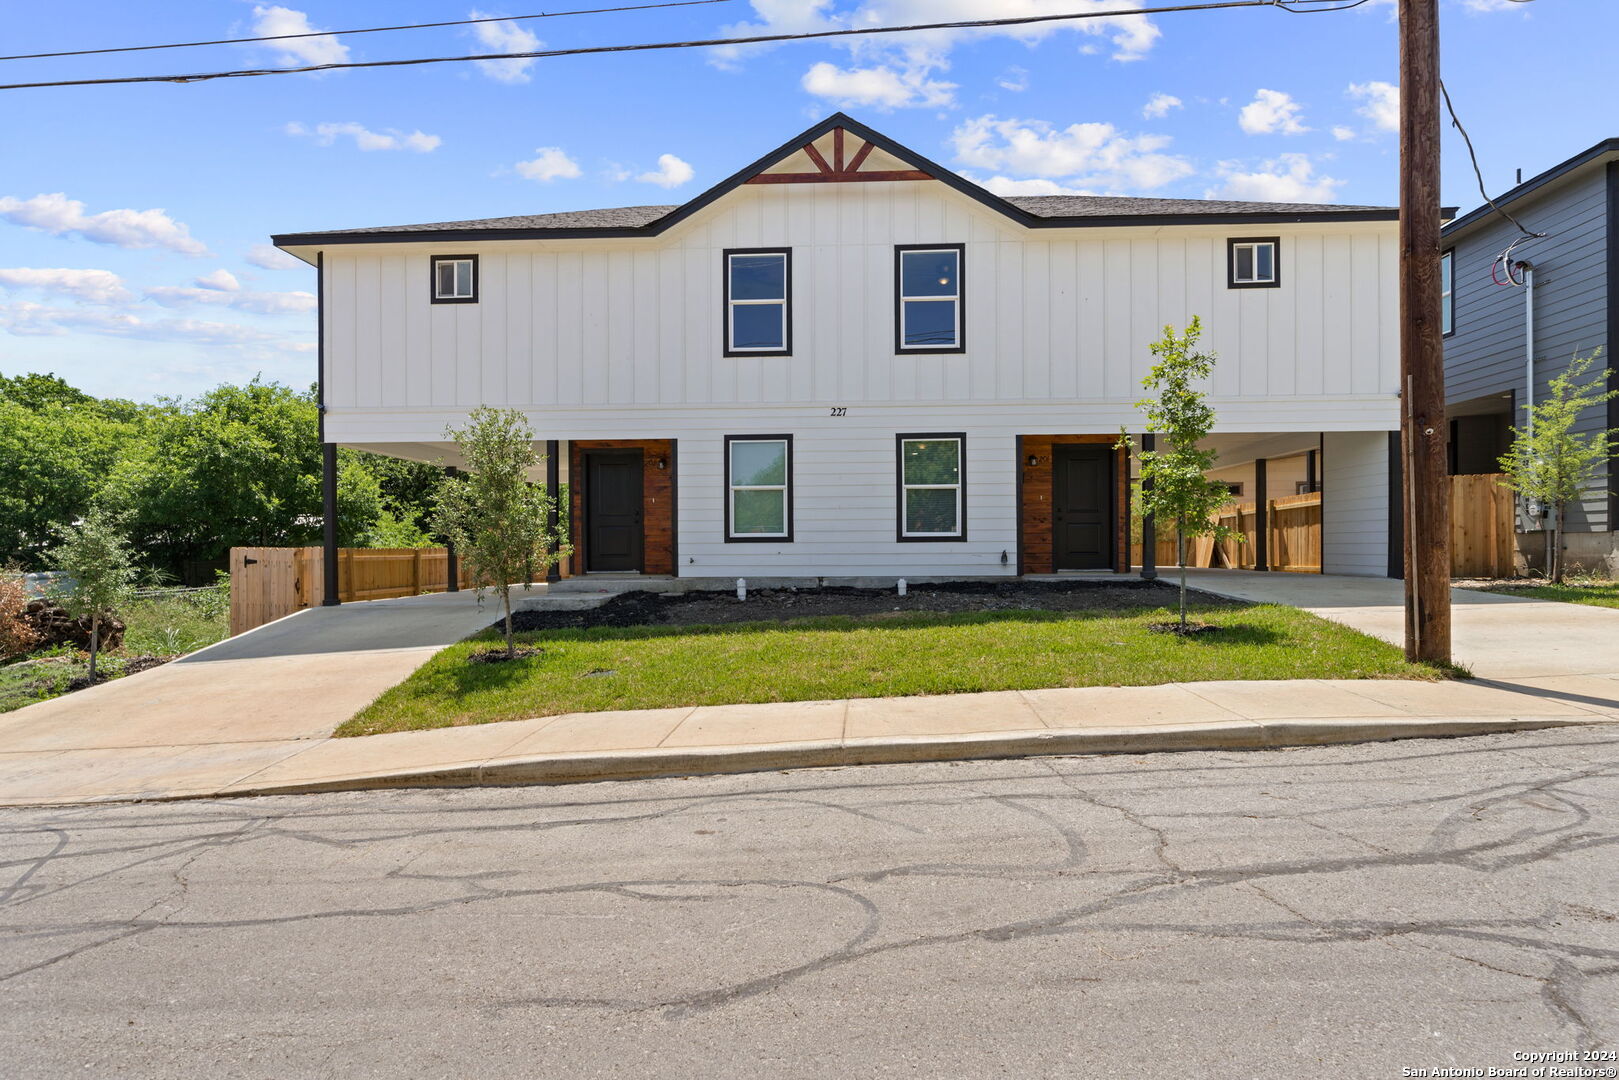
1444;165;1612;531
320;179;1400;445
1321;430;1391;577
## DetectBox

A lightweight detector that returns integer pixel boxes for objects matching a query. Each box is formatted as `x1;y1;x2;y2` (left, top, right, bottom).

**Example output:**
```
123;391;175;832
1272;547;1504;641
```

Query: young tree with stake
1121;318;1235;631
51;506;137;684
432;408;570;659
1497;349;1617;584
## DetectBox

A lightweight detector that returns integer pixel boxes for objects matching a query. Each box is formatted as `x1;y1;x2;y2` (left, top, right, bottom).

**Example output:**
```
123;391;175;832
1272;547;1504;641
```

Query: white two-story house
272;113;1403;591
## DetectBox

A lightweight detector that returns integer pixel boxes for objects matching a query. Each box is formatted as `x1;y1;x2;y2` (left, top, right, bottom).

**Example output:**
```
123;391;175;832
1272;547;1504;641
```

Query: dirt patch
467;646;545;664
505;578;1233;633
65;655;171;693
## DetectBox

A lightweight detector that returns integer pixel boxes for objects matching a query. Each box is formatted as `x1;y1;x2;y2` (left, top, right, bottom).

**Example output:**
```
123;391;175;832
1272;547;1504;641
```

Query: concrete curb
210;715;1605;801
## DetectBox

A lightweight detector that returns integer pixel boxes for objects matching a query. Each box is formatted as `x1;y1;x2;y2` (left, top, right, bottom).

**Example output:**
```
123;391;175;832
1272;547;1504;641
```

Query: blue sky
0;0;1607;401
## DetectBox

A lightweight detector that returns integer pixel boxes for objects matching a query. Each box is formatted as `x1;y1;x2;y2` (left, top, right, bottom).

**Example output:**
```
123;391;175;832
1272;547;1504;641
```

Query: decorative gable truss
746;127;933;185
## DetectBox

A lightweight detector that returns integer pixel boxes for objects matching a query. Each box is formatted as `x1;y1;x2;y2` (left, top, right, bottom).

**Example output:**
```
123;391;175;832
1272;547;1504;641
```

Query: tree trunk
1553;504;1566;584
502;585;515;658
88;615;99;684
1178;528;1188;631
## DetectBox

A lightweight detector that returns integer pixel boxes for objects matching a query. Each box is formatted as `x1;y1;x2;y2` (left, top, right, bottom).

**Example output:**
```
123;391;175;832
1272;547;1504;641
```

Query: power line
1439;79;1544;241
0;0;734;63
0;1;1358;92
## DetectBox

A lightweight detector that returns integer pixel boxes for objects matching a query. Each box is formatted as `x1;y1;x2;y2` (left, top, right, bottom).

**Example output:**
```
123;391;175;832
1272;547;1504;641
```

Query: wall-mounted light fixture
1026;454;1040;468
655;456;668;470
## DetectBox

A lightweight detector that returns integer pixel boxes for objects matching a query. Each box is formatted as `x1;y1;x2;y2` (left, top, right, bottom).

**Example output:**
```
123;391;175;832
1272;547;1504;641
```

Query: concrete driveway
1183;569;1619;680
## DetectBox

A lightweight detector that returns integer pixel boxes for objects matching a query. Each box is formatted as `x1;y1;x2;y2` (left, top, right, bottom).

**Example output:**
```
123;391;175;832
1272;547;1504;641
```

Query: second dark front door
1052;445;1113;571
585;451;644;572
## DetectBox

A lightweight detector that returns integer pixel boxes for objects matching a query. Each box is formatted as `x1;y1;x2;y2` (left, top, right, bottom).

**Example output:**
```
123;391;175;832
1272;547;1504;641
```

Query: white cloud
470;10;541;84
195;269;240;292
1348;80;1400;133
1207;154;1344;203
0;301;287;345
143;285;317;315
1238;89;1309;135
1332;125;1356;142
972;176;1096;196
287;121;441;152
998;66;1028;92
1142;92;1182;119
250;6;349;67
0;267;133;304
950;115;1193;192
247;244;304;271
801;58;955;109
514;147;581;182
1462;0;1533;11
0;193;208;256
637;154;695;189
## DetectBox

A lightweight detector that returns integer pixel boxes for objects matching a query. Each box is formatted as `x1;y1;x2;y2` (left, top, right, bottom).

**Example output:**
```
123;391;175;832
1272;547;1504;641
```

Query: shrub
0;575;41;660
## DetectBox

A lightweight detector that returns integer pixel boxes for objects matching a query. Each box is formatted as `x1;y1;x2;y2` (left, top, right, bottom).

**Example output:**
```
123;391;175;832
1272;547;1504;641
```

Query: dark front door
1052;445;1113;570
585;451;644;572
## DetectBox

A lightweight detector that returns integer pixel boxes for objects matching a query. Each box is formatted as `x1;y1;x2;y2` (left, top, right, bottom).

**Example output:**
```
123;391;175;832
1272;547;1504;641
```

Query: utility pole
1399;0;1451;663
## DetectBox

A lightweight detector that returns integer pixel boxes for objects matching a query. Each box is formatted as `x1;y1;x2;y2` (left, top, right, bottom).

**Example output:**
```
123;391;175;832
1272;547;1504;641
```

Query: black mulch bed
503;578;1236;633
467;646;545;664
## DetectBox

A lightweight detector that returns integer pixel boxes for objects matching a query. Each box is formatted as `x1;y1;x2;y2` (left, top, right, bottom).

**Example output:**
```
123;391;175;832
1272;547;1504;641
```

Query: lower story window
898;434;965;540
726;435;792;540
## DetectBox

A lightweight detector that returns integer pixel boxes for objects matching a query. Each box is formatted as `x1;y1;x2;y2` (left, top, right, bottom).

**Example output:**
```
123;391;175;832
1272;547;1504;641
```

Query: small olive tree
51;506;138;683
1498;349;1618;583
1120;317;1235;631
433;408;570;658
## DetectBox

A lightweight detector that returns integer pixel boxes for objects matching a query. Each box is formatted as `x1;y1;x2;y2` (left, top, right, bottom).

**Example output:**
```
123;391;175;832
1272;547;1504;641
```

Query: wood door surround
1018;435;1129;575
569;440;676;576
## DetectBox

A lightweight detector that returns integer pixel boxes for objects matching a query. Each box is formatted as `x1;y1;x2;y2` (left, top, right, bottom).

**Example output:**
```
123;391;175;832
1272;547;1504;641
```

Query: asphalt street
4;728;1618;1079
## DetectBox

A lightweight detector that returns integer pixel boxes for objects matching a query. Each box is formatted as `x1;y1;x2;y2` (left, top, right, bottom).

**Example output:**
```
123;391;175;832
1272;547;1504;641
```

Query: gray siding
1444;166;1612;531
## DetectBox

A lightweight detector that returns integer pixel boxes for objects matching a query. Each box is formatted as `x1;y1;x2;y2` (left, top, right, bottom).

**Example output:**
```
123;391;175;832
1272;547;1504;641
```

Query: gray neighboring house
1443;138;1619;572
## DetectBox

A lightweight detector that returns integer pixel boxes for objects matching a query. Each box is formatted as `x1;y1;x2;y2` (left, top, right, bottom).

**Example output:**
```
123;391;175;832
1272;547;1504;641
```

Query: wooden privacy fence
1449;473;1516;578
229;546;471;637
1131;492;1322;573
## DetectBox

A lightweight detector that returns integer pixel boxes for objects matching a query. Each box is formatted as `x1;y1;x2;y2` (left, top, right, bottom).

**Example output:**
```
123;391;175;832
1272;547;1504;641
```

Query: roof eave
1442;137;1619;239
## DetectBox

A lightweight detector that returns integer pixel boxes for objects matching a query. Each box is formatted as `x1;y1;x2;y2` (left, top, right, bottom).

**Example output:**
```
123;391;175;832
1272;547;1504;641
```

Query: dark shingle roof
1005;194;1392;217
326;204;679;235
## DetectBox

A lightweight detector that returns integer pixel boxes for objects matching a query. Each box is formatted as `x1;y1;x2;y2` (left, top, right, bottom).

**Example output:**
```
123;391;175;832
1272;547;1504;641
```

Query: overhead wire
1439;78;1546;288
0;0;1371;92
0;0;735;63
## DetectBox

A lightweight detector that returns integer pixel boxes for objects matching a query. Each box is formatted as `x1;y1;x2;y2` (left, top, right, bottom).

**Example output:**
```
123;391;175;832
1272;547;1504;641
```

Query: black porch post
443;467;459;593
316;250;340;607
1254;457;1270;572
1140;433;1157;580
1305;449;1318;493
545;440;561;583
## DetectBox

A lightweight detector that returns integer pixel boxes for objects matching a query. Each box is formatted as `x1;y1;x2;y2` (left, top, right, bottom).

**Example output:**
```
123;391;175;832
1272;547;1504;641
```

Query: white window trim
725;251;789;354
899;436;964;539
727;437;791;539
1441;250;1455;335
898;248;962;351
1230;241;1277;285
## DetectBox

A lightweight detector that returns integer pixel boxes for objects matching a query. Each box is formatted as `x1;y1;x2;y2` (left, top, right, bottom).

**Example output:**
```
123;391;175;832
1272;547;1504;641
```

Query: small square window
431;255;478;303
1228;238;1280;289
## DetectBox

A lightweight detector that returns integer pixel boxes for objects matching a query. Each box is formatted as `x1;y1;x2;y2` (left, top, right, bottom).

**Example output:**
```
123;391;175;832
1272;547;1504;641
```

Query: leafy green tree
1498;349;1618;583
0;382;136;569
51;507;138;683
1120;317;1235;630
433;408;570;658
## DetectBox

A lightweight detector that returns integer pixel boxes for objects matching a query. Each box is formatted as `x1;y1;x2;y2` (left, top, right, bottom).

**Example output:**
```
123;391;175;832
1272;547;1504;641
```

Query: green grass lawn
341;601;1452;737
1479;579;1619;610
0;590;229;715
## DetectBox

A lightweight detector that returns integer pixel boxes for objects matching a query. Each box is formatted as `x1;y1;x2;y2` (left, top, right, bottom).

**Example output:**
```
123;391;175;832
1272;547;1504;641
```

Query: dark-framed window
1441;248;1455;336
1227;237;1280;289
430;254;479;304
896;433;966;541
724;434;793;541
723;249;791;356
895;244;965;353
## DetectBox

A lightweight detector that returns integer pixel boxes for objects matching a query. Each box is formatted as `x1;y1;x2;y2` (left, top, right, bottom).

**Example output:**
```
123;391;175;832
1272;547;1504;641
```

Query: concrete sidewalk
2;674;1616;806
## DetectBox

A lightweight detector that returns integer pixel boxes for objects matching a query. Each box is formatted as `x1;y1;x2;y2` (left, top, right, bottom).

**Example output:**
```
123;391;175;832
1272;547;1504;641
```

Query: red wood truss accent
745;128;932;185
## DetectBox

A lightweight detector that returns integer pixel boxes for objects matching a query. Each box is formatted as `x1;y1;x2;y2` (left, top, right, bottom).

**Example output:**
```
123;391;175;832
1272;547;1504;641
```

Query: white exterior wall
1321;430;1391;577
316;178;1400;579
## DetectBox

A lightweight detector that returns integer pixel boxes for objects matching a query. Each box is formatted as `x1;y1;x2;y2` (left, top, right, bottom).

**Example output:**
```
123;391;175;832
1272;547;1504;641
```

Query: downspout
1521;262;1547;567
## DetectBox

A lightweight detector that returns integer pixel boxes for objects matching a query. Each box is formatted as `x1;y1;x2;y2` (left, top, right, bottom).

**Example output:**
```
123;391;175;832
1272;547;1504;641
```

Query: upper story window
897;434;966;541
725;435;792;540
1441;249;1455;336
724;249;791;356
1228;238;1279;289
896;245;965;353
431;255;478;304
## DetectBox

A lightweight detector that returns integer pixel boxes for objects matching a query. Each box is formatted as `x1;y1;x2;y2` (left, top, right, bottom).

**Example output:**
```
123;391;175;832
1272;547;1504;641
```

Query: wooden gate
1450;473;1516;578
228;547;312;637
